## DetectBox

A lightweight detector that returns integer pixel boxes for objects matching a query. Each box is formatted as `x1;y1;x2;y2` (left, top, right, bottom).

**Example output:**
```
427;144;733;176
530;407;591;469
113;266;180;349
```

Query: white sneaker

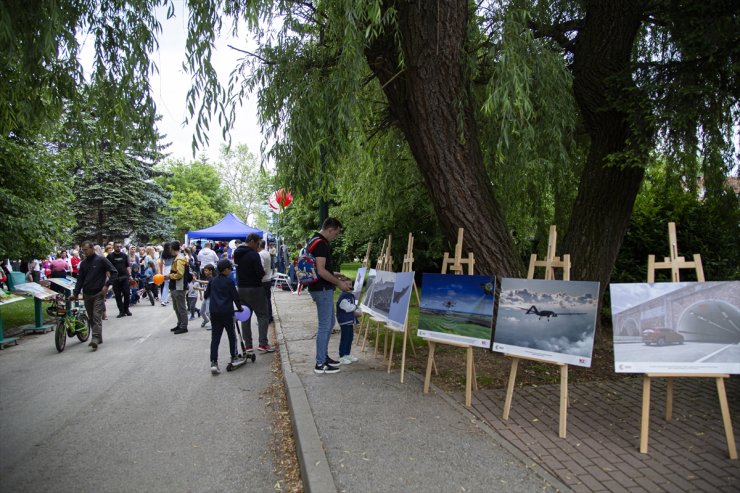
348;355;359;362
210;361;221;375
339;356;353;365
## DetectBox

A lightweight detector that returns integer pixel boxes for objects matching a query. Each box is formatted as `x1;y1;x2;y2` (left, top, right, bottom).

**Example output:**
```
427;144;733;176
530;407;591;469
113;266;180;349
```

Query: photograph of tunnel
610;281;740;374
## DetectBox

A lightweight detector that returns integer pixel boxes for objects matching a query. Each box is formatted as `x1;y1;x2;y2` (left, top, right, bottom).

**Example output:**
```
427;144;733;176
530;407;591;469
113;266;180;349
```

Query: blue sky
420;273;495;316
79;4;264;163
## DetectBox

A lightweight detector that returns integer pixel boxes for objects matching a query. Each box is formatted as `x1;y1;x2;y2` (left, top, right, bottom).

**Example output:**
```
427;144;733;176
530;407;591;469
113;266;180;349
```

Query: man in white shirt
197;242;219;271
258;240;274;324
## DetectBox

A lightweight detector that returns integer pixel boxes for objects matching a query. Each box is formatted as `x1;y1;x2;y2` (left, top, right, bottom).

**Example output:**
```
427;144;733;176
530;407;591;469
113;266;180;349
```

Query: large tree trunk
562;1;649;301
366;0;523;277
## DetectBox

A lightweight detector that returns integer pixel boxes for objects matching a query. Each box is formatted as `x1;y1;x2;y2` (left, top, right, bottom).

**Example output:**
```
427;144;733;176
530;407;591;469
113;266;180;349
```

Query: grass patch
0;297;37;329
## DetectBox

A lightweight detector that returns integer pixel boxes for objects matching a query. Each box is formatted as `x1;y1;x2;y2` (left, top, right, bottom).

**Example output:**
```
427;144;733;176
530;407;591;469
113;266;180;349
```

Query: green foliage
155;158;230;239
0;0;163;154
478;6;581;257
216;144;273;223
72;152;171;244
612;159;740;283
0;135;75;259
635;0;739;198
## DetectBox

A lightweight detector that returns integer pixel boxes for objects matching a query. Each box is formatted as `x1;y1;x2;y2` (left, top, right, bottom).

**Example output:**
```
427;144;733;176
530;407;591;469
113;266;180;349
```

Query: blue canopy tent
186;212;264;241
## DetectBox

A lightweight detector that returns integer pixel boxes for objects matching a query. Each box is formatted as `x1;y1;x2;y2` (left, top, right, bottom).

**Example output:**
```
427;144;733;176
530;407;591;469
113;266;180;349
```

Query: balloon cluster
268;188;293;213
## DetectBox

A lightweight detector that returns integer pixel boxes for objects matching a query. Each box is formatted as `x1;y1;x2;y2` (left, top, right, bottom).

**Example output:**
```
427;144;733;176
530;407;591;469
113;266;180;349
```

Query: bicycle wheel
76;313;90;342
55;319;67;352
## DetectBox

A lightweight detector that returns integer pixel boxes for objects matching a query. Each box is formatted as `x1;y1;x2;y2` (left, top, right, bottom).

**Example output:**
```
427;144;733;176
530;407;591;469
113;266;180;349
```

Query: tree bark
366;0;523;277
562;1;650;301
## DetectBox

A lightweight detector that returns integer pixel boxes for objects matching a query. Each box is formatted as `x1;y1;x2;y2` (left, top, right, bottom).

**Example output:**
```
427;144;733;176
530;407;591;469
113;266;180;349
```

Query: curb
275;310;337;493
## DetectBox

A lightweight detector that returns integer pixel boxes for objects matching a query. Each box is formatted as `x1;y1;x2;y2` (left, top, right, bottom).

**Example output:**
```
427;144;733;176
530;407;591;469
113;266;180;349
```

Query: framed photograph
387;272;415;331
12;282;58;300
359;269;377;315
611;281;740;374
352;267;367;300
492;278;599;367
361;270;395;321
417;273;495;348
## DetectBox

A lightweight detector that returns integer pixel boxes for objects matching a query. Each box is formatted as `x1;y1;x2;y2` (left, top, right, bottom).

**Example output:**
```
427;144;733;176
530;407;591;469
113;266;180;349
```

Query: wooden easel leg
387;332;396;374
559;365;568;438
465;346;473;408
424;342;436;394
665;377;673;421
716;377;738;460
374;321;380;357
361;318;370;353
503;358;519;421
400;327;408;384
472;356;478;391
406;327;417;358
640;375;651;454
426;340;439;376
383;327;389;360
356;316;367;347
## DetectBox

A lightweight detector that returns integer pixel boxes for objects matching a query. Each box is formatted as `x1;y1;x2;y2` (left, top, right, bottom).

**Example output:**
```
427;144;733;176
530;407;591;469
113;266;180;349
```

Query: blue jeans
310;288;335;366
339;322;354;357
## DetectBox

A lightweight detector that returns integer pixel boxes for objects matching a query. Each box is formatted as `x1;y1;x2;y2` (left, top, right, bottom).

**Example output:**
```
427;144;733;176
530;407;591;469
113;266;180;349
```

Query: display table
0;293;24;348
13;282;58;333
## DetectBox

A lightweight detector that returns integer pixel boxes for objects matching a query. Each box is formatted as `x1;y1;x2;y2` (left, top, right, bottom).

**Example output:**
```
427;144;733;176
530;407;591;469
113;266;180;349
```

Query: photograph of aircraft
417;273;496;348
520;305;587;321
493;278;599;367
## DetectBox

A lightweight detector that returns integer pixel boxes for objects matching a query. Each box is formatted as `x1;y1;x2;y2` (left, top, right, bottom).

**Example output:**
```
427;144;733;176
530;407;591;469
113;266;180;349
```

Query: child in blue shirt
129;264;141;305
142;261;156;305
336;291;360;365
204;259;245;374
196;264;215;328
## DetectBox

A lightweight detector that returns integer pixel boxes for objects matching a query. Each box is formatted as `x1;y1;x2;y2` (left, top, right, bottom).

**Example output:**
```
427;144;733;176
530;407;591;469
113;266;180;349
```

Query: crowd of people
3;221;359;376
2;238;279;366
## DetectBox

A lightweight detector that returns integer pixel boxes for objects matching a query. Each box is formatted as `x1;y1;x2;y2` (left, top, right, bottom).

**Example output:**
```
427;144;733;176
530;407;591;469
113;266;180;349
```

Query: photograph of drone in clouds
492;278;600;367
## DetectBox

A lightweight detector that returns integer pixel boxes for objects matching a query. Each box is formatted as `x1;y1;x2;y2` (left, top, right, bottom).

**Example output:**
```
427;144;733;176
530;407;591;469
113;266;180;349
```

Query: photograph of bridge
610;281;740;374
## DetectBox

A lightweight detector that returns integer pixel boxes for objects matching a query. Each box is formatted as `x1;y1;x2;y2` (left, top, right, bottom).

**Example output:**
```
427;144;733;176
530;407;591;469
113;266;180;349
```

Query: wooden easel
358;236;393;353
401;233;421;307
502;225;572;438
387;233;418;383
362;242;372;269
640;222;736;459
423;228;478;407
373;236;394;358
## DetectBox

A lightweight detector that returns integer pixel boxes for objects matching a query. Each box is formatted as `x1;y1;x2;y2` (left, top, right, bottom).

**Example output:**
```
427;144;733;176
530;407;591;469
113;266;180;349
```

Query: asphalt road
0;299;279;493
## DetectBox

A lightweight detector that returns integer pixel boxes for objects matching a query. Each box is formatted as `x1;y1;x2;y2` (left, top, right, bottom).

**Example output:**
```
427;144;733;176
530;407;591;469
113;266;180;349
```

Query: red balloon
276;188;293;208
268;192;280;212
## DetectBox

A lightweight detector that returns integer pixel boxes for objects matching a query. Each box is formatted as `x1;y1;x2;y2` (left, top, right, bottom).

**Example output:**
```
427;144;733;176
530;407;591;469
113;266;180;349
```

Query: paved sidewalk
273;289;739;493
273;290;564;492
467;375;739;492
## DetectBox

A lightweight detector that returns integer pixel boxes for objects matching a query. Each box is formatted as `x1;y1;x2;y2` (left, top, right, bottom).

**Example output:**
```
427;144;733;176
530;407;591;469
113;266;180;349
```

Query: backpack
295;236;325;285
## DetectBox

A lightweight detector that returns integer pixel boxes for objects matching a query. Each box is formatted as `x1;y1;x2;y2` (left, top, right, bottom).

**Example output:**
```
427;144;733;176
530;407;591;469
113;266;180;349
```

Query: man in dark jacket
107;241;131;318
233;233;274;353
72;240;118;350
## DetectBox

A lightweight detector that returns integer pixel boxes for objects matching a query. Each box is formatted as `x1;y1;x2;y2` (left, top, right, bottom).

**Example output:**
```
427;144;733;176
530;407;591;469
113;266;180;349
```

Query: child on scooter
204;259;245;375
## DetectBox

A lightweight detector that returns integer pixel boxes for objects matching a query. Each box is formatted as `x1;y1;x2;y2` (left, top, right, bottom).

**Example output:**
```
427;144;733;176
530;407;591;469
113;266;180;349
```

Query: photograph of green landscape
417;273;496;348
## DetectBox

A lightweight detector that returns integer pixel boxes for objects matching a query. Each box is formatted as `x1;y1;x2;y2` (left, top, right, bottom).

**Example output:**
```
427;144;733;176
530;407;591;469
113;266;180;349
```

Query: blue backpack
296;237;324;285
